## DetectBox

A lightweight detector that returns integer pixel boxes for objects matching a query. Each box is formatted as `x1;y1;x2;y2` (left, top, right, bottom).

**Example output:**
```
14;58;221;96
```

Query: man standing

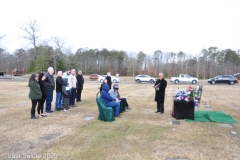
45;67;55;113
55;71;63;111
106;72;112;90
154;73;167;114
76;70;84;102
69;69;77;107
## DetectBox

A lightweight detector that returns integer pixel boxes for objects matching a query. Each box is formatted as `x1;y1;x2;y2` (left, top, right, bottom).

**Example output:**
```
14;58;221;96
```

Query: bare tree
20;20;40;55
51;36;66;74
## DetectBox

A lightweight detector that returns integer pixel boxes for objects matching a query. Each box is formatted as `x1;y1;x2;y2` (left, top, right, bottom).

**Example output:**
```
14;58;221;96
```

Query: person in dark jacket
37;72;48;117
45;67;55;113
55;71;63;111
99;78;107;95
100;84;120;117
106;72;112;90
62;78;70;111
154;73;167;113
76;70;84;102
28;73;42;119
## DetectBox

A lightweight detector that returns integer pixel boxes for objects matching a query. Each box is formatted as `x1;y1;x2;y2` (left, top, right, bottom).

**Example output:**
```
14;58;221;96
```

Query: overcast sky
0;0;240;55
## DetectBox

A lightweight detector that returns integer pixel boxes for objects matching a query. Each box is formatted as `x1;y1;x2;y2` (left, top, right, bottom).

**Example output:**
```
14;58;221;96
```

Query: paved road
1;75;239;87
0;75;214;85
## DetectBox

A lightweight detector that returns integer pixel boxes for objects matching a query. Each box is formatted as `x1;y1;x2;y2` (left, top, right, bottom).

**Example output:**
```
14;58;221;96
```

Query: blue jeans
55;92;62;109
106;101;120;116
69;88;76;106
45;90;53;112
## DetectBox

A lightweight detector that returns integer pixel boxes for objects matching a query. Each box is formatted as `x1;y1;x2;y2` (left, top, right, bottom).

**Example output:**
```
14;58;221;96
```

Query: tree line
0;20;239;79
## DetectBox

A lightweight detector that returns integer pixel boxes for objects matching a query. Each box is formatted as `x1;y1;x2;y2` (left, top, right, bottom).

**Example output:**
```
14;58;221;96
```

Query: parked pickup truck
170;74;198;84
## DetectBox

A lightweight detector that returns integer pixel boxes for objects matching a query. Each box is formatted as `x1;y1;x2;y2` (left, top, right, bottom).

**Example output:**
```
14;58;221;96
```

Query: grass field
0;78;239;160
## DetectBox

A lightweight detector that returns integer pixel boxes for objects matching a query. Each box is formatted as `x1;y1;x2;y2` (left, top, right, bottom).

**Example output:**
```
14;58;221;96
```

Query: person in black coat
153;73;167;113
106;72;112;90
37;72;48;117
76;70;84;102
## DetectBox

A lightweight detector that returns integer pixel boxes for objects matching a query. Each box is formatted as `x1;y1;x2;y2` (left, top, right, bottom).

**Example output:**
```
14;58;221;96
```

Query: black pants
157;102;164;113
31;99;39;116
76;89;82;101
38;96;46;114
120;98;129;112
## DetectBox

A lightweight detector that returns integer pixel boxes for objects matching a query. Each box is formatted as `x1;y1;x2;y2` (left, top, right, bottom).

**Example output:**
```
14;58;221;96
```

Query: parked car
0;72;4;76
233;73;240;79
98;75;121;83
89;74;100;80
135;75;157;83
208;75;238;85
170;74;198;84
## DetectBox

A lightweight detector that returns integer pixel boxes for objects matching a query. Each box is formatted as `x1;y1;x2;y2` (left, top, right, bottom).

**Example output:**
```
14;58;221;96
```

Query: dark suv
208;75;238;85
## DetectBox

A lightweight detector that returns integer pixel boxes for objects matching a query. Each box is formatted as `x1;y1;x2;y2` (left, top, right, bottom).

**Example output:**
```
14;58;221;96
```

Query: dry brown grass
0;78;239;160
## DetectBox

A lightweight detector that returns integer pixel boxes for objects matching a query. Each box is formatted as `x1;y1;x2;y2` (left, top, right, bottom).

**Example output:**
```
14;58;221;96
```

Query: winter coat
106;76;112;89
76;74;84;90
29;81;42;100
108;89;120;100
71;75;77;88
62;78;70;98
38;78;48;98
56;76;63;92
62;72;72;89
100;84;116;104
45;72;55;90
154;78;167;103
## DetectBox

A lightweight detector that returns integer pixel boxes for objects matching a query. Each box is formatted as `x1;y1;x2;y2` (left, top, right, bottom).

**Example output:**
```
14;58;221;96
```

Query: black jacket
45;72;55;90
154;78;167;103
38;79;48;98
106;76;112;89
56;76;63;92
62;78;70;98
76;74;84;90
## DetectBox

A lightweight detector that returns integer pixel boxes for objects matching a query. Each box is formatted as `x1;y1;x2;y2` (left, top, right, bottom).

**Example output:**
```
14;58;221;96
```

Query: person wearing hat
101;84;121;117
108;84;131;112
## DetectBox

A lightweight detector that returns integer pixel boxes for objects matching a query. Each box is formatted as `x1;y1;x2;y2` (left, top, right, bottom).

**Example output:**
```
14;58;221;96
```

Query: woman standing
28;73;42;119
38;73;48;117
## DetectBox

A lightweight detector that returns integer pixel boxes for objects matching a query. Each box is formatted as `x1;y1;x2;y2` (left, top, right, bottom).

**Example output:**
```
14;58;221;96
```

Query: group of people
99;72;167;117
99;72;131;117
28;68;167;119
28;67;84;119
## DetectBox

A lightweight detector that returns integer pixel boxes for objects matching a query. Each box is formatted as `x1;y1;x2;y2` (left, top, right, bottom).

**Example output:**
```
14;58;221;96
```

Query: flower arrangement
175;85;201;110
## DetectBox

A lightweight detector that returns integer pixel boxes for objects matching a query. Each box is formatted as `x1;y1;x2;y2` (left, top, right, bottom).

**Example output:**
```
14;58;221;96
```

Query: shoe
155;111;160;113
160;112;164;114
41;114;47;117
31;116;37;119
45;111;52;114
50;110;54;112
127;107;131;110
114;114;120;117
64;108;69;111
38;115;43;118
55;108;61;111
